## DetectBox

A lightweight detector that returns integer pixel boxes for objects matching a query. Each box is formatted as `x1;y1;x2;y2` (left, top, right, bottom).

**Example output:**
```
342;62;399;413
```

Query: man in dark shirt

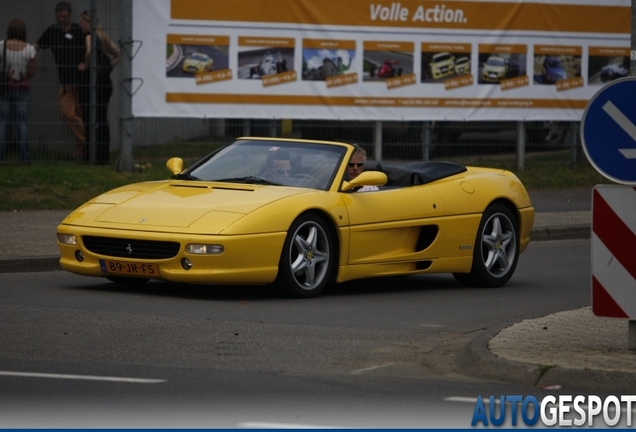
35;1;86;160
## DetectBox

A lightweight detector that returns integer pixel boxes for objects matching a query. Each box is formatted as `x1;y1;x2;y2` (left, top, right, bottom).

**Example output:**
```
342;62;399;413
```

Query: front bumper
57;224;286;284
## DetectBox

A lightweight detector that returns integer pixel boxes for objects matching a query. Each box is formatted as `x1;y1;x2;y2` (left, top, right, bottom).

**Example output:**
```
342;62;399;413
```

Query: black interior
364;160;467;187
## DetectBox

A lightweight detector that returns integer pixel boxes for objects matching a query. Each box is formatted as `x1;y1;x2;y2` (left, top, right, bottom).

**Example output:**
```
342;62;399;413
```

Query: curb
530;225;590;242
455;324;636;394
455;326;545;387
0;257;62;274
0;226;591;275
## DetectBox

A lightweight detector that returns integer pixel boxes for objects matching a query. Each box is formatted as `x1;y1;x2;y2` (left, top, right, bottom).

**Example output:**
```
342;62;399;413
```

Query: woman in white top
0;18;37;164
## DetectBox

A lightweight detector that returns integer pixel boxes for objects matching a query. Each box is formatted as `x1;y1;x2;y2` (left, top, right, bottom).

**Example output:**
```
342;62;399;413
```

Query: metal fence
1;0;581;169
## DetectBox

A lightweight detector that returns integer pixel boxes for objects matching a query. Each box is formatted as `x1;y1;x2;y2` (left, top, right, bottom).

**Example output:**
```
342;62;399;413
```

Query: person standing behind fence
0;18;37;165
78;10;119;165
34;1;86;161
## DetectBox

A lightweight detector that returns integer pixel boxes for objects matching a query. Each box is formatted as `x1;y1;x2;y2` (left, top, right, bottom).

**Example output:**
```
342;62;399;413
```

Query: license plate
99;259;160;276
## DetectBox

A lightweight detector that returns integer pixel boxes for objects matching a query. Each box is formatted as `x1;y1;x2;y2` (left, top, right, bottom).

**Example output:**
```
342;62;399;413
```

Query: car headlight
186;244;224;255
57;233;77;245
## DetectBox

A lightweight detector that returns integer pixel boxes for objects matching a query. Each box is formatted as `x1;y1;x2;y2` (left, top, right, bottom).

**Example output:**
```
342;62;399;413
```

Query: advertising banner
132;0;629;121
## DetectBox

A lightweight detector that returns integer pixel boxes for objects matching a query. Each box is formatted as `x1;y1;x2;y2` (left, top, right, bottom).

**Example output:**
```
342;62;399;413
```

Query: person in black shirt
35;1;86;161
78;10;120;165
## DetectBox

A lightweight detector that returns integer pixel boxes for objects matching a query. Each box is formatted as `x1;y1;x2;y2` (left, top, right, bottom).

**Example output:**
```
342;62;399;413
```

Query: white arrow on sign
602;100;636;159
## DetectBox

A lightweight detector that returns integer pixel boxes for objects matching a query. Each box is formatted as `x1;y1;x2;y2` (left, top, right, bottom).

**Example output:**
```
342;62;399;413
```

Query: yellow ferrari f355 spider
57;137;534;298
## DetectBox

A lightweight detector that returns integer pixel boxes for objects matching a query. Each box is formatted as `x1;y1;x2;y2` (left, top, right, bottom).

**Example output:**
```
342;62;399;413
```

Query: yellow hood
66;181;308;232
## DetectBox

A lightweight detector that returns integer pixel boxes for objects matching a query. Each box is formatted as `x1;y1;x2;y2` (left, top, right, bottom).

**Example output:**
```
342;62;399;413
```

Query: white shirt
357;185;380;192
0;40;36;81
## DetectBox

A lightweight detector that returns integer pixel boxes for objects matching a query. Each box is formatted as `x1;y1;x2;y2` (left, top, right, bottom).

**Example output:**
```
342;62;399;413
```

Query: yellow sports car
182;52;214;74
57;138;534;298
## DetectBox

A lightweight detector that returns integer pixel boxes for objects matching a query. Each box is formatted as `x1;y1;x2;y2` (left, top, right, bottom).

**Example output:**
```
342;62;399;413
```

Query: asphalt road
0;238;595;428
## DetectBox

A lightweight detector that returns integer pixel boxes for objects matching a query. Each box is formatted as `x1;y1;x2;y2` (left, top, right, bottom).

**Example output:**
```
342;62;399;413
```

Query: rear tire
453;203;519;288
275;214;334;298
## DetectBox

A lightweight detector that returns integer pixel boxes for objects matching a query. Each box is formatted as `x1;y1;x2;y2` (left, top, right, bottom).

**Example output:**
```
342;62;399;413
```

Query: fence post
213;119;225;138
374;120;382;161
516;120;526;171
88;0;97;164
116;0;135;173
422;121;431;161
269;119;277;137
242;119;251;137
569;122;579;166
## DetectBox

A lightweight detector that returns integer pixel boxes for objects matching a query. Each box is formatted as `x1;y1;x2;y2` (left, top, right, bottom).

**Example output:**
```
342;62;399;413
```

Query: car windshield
547;58;563;68
192;54;208;61
184;139;347;191
487;57;504;67
434;53;452;63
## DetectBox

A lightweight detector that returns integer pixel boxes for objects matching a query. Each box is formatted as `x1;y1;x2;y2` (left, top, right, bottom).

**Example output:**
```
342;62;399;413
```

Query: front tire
453;203;519;288
275;214;334;298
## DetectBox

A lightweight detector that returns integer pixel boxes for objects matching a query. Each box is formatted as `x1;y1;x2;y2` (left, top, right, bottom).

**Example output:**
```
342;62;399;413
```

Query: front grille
83;236;180;259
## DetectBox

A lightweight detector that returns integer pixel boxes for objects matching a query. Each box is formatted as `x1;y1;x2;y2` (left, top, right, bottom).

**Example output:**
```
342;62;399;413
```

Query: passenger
347;143;379;192
263;150;291;182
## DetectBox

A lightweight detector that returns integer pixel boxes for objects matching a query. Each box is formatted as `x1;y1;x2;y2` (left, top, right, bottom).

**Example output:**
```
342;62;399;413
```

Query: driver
347;144;379;192
263;150;292;181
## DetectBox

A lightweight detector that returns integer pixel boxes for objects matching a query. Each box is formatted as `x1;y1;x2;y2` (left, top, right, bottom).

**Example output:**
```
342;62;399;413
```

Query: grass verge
0;149;611;212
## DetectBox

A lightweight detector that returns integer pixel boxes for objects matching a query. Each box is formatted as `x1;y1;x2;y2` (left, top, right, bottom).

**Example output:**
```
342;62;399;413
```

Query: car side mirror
341;171;388;192
166;157;184;175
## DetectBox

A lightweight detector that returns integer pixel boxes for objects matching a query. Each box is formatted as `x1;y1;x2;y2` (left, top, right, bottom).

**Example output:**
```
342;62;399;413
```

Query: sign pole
583;77;636;351
630;0;636;349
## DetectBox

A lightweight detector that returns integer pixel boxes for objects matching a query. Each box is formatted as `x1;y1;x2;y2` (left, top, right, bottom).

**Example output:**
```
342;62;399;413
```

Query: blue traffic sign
581;77;636;185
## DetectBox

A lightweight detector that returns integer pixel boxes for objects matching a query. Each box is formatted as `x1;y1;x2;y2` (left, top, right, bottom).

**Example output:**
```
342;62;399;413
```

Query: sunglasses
273;168;291;175
348;162;364;168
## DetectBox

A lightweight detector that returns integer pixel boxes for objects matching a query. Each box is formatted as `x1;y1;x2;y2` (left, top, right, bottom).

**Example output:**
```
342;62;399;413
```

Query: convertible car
57;138;534;298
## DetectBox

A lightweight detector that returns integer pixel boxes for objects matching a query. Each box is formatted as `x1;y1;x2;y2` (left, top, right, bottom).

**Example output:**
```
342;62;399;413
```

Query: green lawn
0;149;611;212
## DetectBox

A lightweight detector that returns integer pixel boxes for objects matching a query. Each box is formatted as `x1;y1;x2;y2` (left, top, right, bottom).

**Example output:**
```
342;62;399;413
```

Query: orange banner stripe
479;44;528;54
422;43;471;53
166;93;589;109
238;37;295;47
535;45;583;56
167;34;229;45
303;39;356;50
171;0;629;34
589;47;630;56
364;41;414;51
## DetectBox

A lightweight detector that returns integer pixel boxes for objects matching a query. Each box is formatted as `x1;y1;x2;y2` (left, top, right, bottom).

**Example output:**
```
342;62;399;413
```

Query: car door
340;185;447;265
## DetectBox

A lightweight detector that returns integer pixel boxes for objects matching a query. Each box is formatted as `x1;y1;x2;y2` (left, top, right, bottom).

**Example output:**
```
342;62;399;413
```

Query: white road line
602;100;636;159
239;422;339;429
444;396;479;403
350;363;395;375
0;371;165;384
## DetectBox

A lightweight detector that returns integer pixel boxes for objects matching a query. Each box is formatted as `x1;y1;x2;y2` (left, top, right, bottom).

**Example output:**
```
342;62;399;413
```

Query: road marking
0;371;165;384
239;422;339;429
350;363;395;375
602;101;636;159
444;396;479;403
